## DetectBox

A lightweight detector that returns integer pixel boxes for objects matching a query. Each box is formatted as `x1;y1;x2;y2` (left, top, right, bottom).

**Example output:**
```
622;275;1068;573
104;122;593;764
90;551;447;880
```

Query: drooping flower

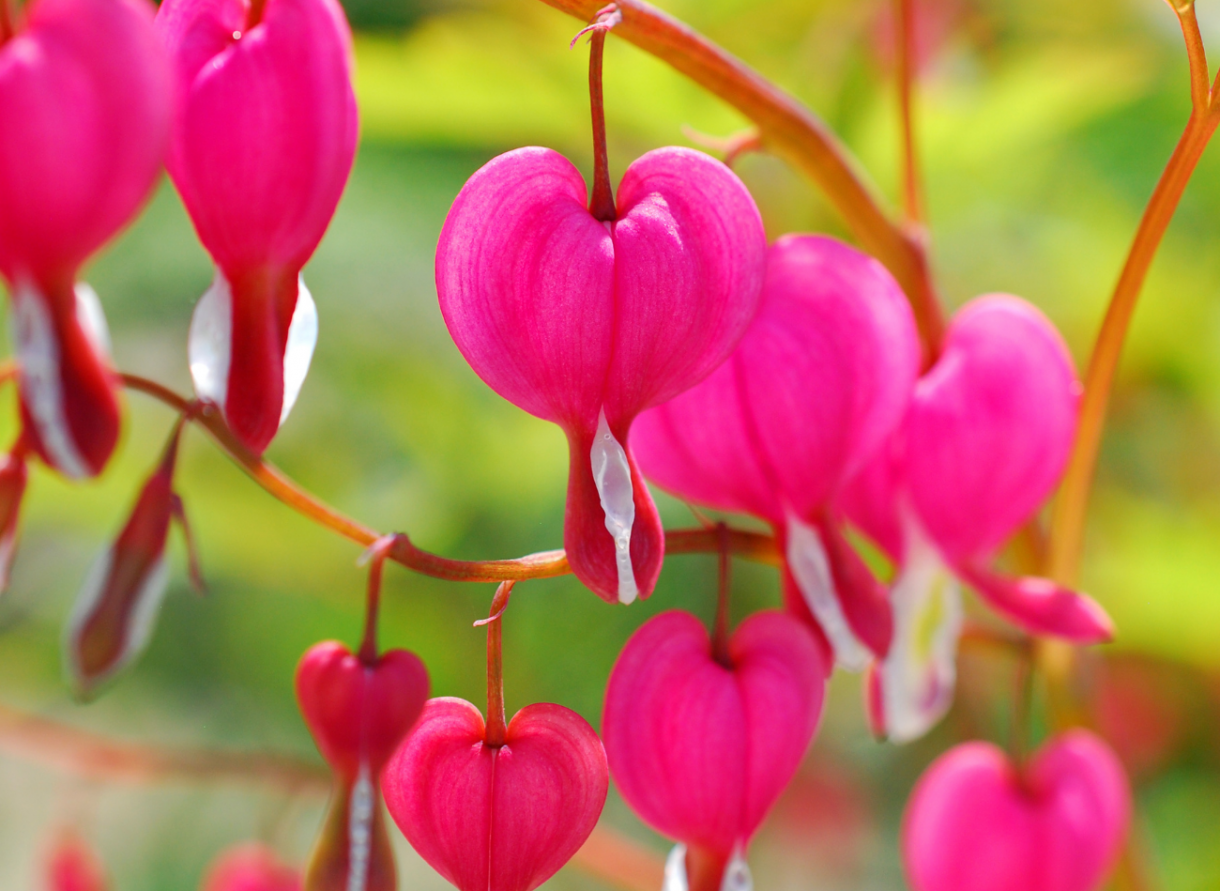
602;610;826;891
156;0;358;455
45;831;109;891
200;843;301;891
436;146;766;604
902;730;1130;891
63;421;198;697
841;295;1113;741
632;234;920;669
296;640;429;891
0;0;171;478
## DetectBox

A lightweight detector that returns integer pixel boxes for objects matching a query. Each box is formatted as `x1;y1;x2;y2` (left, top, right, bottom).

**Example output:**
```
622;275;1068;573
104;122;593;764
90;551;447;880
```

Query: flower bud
45;831;108;891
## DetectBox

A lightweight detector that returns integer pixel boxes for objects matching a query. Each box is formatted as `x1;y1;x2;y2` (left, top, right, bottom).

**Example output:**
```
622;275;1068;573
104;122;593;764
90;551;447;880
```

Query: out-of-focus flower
437;146;766;604
156;0;358;454
46;831;109;891
201;843;301;891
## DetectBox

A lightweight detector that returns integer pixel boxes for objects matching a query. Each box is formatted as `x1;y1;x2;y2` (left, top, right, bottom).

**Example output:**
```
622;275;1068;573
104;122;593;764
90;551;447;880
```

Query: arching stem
575;5;622;221
894;0;925;224
357;535;401;666
479;581;515;747
711;523;732;666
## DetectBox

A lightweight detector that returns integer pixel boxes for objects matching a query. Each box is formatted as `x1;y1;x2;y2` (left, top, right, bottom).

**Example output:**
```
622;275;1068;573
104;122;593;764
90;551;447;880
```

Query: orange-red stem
482;582;514;747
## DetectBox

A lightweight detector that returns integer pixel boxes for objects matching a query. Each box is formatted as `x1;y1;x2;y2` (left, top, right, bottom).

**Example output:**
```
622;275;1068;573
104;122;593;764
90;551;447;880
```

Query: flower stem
538;0;945;354
481;582;514;747
357;535;401;666
894;0;925;225
579;5;622;221
1009;641;1035;767
711;522;731;666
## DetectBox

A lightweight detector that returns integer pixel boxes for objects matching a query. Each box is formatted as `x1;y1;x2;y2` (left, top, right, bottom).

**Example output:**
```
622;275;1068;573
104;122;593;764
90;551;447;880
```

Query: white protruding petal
660;844;753;891
346;762;375;891
785;512;871;672
663;845;689;891
11;285;89;480
74;282;112;356
880;522;963;743
280;276;318;425
591;408;638;604
63;550;171;692
188;268;233;409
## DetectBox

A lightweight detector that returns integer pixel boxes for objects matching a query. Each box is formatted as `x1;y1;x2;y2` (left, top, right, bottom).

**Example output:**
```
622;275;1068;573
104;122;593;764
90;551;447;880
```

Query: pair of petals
384;698;609;891
437;146;766;603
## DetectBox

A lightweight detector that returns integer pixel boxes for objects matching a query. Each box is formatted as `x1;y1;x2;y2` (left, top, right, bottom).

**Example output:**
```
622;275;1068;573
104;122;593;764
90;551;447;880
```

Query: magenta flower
842;295;1113;741
156;0;358;455
437;146;766;603
602;610;826;889
45;831;109;891
384;697;609;891
902;730;1130;891
0;0;170;478
201;844;301;891
296;640;429;891
632;235;920;668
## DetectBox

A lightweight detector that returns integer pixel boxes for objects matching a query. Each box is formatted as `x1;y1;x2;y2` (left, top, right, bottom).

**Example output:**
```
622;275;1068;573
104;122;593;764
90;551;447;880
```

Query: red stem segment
895;0;925;224
358;535;401;665
481;582;515;747
578;5;622;221
711;523;731;666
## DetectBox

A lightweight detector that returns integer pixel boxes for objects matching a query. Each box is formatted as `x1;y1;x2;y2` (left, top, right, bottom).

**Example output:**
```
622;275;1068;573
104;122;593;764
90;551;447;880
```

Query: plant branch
535;0;945;354
119;374;780;582
895;0;925;224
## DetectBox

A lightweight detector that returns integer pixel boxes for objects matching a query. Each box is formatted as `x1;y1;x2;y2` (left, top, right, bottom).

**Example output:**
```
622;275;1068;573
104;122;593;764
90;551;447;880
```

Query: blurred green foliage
4;0;1220;888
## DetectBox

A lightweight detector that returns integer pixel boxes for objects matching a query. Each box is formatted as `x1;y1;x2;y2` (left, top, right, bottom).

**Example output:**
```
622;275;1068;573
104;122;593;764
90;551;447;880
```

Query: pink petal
957;562;1113;644
906;295;1080;563
902;732;1130;891
838;432;906;561
46;833;109;891
202;844;301;891
0;0;170;286
157;0;357;275
602;610;824;854
304;771;396;891
295;641;430;778
383;697;608;891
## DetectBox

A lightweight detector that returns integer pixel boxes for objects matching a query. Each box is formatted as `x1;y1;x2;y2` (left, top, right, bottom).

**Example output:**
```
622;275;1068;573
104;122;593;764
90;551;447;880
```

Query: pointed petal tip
960;562;1115;645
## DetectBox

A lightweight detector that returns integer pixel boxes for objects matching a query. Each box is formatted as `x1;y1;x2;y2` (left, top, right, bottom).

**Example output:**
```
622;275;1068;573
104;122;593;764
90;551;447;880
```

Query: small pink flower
902;730;1130;891
384;698;609;891
64;424;196;696
200;844;301;891
45;832;109;891
842;295;1112;741
437;146;766;604
0;0;171;478
633;235;920;668
296;640;429;891
156;0;358;454
601;610;826;888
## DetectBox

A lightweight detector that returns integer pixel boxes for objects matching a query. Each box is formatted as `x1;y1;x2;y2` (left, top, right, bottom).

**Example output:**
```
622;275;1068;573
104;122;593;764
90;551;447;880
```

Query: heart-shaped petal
602;610;826;855
906;295;1080;563
902;731;1130;891
295;642;430;778
383;697;608;891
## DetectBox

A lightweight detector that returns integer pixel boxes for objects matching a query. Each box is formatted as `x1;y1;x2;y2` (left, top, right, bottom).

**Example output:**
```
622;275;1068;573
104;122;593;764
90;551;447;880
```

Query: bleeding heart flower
201;843;301;891
602;610;825;890
156;0;358;455
841;295;1113;742
46;832;109;891
296;640;429;891
902;730;1130;891
436;145;766;604
632;235;920;669
384;698;608;891
64;421;198;697
0;0;170;478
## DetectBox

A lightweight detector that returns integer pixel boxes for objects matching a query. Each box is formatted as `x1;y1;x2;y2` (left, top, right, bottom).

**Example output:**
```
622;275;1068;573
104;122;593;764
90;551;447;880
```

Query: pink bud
156;0;358;454
201;844;301;891
64;438;182;696
437;146;766;604
602;610;825;866
633;235;920;667
383;697;609;891
0;445;29;594
0;0;170;477
902;731;1130;891
46;833;108;891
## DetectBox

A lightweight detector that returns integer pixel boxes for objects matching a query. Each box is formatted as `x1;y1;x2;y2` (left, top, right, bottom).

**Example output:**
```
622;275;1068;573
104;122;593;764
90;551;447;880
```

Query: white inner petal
188;268;233;409
591;409;638;604
881;522;963;744
663;845;689;891
660;844;753;891
346;763;375;891
785;512;871;672
63;551;170;692
74;282;112;356
280;276;318;425
11;284;89;479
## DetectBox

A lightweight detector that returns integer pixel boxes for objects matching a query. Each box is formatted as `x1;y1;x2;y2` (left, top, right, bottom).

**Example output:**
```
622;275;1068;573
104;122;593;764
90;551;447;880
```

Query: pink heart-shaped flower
295;641;430;779
383;697;608;891
602;610;826;857
902;730;1130;891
